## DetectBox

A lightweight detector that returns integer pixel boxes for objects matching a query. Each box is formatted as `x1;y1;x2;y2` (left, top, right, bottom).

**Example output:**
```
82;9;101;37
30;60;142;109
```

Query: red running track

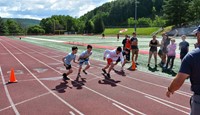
0;36;192;115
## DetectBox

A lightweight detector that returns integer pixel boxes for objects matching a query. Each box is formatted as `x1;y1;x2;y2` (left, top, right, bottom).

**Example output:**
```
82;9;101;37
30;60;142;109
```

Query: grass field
104;27;160;35
10;35;197;79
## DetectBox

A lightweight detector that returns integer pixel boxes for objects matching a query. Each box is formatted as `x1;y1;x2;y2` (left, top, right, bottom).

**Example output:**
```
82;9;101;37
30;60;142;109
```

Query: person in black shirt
147;35;159;68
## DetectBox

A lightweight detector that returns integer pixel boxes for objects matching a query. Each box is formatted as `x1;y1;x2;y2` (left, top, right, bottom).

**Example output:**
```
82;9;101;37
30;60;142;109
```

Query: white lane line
0;66;20;115
146;95;190;110
25;37;66;43
0;92;51;112
83;86;146;115
20;40;192;96
7;35;146;115
69;111;76;115
11;39;189;114
0;42;84;115
88;71;190;112
124;76;192;97
145;96;189;114
112;103;135;115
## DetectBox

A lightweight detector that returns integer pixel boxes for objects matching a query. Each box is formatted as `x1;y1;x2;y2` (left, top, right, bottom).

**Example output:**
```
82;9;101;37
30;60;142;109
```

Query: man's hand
166;87;174;98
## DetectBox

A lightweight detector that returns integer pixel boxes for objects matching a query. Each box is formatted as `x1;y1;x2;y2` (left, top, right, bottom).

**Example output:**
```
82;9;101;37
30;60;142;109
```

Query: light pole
134;0;137;32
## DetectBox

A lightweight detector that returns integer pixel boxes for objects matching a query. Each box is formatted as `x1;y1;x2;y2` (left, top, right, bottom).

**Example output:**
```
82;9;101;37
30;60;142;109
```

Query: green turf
104;27;160;35
9;35;197;79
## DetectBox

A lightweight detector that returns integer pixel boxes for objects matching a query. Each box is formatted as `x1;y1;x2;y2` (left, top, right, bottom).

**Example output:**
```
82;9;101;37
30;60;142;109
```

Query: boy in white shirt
102;47;124;78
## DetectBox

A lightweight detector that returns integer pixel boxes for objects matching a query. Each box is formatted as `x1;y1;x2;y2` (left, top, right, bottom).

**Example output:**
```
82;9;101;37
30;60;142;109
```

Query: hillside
80;0;164;26
3;18;40;28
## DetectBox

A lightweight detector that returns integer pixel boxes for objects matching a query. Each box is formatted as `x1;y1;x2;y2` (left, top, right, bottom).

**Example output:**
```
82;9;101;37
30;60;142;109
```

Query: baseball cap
193;25;200;34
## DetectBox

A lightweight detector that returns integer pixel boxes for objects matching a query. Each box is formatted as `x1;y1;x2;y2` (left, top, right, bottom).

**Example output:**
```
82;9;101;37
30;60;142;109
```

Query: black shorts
65;64;72;70
116;57;120;63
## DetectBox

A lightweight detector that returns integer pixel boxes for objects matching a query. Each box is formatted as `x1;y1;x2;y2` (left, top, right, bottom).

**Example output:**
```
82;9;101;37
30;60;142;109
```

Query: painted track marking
3;37;190;114
112;103;135;115
0;42;84;115
4;35;145;115
12;39;190;111
0;66;20;115
145;96;189;114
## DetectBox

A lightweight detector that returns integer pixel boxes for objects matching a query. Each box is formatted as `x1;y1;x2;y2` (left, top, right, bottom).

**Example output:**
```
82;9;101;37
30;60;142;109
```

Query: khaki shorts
132;49;139;54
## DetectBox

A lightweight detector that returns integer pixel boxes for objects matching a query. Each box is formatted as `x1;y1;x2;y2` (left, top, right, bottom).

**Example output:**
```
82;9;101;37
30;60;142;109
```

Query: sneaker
136;62;139;65
107;73;111;78
102;69;107;74
155;64;157;68
147;64;150;67
63;75;70;81
83;70;87;75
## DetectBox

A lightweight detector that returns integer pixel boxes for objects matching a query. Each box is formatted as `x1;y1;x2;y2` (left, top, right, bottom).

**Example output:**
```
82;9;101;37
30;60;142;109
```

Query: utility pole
134;0;137;32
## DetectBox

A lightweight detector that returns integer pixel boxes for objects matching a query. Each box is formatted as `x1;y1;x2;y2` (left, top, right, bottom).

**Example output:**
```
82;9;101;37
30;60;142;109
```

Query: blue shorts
79;59;90;66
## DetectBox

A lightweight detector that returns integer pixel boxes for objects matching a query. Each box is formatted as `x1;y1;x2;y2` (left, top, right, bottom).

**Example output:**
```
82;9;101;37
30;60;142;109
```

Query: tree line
0;0;200;35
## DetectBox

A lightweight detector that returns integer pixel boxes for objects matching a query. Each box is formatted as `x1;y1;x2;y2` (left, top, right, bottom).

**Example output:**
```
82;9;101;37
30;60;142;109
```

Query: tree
151;15;166;27
84;20;94;33
163;0;188;26
6;19;23;35
27;25;45;35
93;16;105;34
0;17;8;35
187;0;200;25
127;17;135;27
137;18;152;27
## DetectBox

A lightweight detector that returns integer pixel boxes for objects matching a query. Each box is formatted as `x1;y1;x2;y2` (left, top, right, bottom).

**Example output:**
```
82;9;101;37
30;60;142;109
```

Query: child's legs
165;56;171;68
162;53;167;64
84;61;90;71
108;63;114;74
153;51;157;65
148;51;153;64
170;56;175;69
122;60;127;67
103;58;112;70
66;68;73;76
135;50;139;62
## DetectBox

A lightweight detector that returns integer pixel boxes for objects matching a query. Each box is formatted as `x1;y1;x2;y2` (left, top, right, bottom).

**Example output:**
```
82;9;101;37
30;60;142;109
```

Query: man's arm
166;72;189;97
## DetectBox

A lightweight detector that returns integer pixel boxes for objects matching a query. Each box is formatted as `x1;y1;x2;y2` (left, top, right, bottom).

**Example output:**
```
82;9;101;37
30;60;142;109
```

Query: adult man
166;25;200;115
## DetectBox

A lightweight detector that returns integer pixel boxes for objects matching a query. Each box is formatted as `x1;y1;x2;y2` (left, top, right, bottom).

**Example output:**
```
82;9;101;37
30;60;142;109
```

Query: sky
0;0;114;20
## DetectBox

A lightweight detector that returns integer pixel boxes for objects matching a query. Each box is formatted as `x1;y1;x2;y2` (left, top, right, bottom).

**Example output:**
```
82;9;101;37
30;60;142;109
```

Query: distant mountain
3;18;40;28
80;0;164;26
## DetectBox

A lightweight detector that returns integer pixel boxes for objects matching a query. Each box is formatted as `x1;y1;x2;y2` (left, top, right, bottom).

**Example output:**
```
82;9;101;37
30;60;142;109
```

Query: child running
102;46;124;78
76;45;93;81
114;48;129;72
62;46;78;81
147;35;159;68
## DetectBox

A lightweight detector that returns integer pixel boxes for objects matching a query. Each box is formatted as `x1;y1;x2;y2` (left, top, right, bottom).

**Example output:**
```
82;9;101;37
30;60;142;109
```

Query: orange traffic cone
9;68;17;83
131;61;136;70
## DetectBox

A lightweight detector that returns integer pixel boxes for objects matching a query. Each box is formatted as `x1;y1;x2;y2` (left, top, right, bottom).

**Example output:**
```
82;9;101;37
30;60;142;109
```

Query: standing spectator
125;36;131;61
159;33;170;67
166;25;200;115
102;33;105;39
179;35;189;61
165;38;176;71
147;35;159;68
131;32;139;65
122;34;128;50
117;33;120;41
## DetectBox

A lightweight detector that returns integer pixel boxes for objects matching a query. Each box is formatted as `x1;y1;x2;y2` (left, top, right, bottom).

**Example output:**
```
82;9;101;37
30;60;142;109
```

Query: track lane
1;36;192;114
